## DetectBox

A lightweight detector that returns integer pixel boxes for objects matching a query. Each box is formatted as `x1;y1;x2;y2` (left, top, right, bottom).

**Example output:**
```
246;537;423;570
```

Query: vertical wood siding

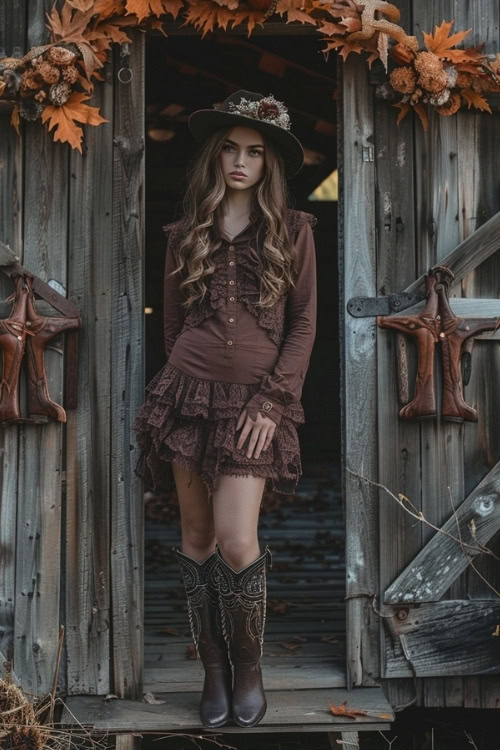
373;0;500;709
0;5;144;703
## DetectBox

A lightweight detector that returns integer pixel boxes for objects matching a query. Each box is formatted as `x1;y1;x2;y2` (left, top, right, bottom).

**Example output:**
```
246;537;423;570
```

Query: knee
181;518;216;558
217;535;259;572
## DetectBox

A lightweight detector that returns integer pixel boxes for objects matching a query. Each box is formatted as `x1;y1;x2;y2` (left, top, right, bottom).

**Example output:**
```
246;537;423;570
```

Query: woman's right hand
236;408;276;460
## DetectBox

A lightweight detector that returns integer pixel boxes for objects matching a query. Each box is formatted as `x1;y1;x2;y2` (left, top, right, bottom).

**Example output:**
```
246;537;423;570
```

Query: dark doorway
143;30;345;714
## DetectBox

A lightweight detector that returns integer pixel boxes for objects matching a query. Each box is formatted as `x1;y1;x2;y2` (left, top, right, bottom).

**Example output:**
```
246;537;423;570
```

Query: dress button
229;245;234;251
227;340;233;345
229;296;235;301
229;317;235;322
229;280;235;285
229;261;235;266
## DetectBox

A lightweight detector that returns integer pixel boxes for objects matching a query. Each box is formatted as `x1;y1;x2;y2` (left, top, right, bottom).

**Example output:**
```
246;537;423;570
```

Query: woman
134;90;317;728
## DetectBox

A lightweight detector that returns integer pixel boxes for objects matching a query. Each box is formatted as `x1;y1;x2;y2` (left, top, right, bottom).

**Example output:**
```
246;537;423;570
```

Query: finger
263;429;274;452
236;408;247;431
253;428;269;459
246;425;261;459
237;418;253;450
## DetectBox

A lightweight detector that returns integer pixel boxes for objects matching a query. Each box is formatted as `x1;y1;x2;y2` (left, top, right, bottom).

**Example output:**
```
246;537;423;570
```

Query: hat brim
188;109;304;178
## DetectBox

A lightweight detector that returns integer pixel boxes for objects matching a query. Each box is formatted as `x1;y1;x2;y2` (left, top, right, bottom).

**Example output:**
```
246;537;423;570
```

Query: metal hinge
347;292;426;317
362;145;374;162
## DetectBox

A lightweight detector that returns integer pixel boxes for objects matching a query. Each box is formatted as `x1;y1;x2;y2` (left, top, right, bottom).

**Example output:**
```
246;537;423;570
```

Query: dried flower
34;89;47;102
411;87;423;104
445;66;458;88
48;46;76;66
20;69;41;96
436;93;461;116
19;98;44;121
36;61;60;84
49;80;71;105
414;51;447;93
61;64;79;84
223;94;291;130
429;88;451;106
390;66;417;94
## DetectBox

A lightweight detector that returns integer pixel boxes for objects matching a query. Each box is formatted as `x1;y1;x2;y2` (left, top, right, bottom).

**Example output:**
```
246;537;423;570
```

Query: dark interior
143;30;345;698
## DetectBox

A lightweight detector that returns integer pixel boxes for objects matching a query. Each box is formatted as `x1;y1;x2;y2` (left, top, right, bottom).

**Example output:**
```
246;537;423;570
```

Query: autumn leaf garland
0;0;499;151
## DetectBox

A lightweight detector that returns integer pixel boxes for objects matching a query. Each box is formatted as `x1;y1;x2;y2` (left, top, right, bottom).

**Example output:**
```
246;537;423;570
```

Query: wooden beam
384;460;500;604
405;211;500;294
59;688;394;732
384;601;500;678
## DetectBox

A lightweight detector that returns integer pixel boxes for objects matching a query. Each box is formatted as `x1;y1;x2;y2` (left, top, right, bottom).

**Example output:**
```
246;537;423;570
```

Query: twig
465;731;480;750
347;468;499;559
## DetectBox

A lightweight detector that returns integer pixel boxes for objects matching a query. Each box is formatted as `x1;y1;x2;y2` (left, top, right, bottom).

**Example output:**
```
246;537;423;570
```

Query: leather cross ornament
0;273;81;424
377;266;500;422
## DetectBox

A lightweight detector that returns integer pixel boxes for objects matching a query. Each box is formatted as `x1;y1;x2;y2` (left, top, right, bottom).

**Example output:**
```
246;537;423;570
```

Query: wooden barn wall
374;0;500;709
0;3;144;699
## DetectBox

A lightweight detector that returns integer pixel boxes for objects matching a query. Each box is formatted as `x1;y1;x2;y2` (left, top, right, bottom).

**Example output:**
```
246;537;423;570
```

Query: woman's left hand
236;408;276;459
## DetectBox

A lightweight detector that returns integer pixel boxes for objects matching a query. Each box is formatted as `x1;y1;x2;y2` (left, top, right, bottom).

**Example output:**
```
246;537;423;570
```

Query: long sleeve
163;228;186;360
244;220;317;426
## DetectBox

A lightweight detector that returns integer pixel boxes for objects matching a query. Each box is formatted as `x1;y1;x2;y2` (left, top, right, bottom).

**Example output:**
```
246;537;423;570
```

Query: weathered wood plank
60;688;394;731
384;600;500;678
385;460;500;603
0;0;25;677
13;0;68;696
341;56;379;688
64;46;114;696
404;211;500;294
373;0;422;689
110;30;145;699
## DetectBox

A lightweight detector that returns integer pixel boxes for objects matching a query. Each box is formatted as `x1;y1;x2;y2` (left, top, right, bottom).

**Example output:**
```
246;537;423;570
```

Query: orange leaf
228;7;266;35
46;4;96;39
0;81;6;98
11;104;20;135
322;36;363;62
461;87;492;112
41;91;108;152
393;101;410;125
423;20;471;57
390;42;415;64
94;0;127;19
285;9;317;25
125;0;180;22
66;0;96;10
328;700;368;719
317;21;348;36
97;21;133;43
413;102;428;131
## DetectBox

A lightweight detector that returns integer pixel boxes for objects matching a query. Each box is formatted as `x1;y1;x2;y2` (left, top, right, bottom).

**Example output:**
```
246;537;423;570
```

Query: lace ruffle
163;209;317;349
133;363;304;499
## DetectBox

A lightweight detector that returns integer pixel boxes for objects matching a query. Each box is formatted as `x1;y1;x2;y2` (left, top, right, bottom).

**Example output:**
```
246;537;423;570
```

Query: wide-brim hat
188;90;304;178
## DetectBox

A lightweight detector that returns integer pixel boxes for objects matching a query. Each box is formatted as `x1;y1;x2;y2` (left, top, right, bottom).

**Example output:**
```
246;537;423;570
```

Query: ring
118;67;133;84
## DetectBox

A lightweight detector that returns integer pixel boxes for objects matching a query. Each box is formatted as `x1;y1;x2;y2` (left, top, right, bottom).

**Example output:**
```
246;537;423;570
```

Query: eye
223;142;235;151
250;148;263;156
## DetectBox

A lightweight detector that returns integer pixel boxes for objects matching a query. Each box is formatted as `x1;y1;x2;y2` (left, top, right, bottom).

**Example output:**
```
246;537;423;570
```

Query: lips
230;172;246;177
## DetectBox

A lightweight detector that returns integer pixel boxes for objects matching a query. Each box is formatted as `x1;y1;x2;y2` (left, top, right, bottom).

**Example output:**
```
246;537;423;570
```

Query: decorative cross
377;266;500;422
0;242;81;424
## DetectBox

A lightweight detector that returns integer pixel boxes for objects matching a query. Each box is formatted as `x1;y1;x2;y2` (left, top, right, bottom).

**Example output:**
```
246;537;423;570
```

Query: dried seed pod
48;46;77;66
390;66;417;94
61;64;79;84
37;61;60;84
414;51;447;93
49;80;72;105
429;88;451;106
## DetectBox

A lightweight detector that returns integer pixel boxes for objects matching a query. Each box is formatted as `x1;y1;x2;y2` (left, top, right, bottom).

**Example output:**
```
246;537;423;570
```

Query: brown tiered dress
134;208;317;500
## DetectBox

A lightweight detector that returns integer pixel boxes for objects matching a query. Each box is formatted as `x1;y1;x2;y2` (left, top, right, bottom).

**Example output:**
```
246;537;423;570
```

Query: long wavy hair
171;126;297;309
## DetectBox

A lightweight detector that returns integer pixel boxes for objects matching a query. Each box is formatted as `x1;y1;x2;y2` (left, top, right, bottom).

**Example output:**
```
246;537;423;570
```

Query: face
219;126;265;190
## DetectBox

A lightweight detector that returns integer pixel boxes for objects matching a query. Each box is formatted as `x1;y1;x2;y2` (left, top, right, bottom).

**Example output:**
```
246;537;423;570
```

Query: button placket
226;243;237;356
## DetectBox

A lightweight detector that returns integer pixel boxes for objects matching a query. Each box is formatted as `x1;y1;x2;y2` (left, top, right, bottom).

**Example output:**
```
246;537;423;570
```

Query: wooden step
59;687;393;734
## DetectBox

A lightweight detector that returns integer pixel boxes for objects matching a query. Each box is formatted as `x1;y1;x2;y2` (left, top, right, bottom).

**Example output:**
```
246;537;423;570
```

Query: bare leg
212;474;266;570
171;461;216;562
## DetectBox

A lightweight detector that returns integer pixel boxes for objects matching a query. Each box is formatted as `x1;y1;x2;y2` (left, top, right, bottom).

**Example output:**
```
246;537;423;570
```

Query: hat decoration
189;90;305;177
214;94;291;131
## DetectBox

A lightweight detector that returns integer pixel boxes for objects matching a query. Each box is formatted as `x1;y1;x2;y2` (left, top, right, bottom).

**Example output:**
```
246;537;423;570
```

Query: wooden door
342;2;500;707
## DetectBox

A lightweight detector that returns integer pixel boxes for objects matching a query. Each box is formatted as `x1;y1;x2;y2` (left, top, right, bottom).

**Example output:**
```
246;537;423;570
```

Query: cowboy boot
215;546;272;728
24;277;81;423
173;548;232;728
0;275;32;423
